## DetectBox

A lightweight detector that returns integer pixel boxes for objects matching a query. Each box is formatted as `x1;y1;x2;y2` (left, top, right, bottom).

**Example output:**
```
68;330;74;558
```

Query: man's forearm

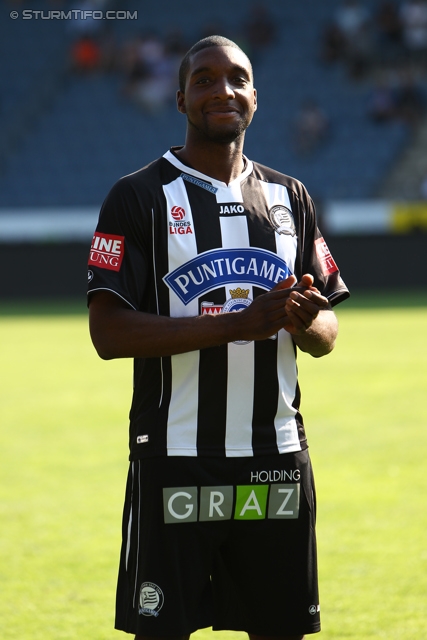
90;302;242;359
291;309;338;357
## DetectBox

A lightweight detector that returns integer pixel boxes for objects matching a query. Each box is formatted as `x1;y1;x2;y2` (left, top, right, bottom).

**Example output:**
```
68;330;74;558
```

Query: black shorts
115;450;320;637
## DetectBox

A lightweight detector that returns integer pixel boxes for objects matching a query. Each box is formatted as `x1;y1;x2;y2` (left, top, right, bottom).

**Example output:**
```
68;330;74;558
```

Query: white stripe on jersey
163;177;200;455
162;157;302;456
260;181;301;452
220;215;255;456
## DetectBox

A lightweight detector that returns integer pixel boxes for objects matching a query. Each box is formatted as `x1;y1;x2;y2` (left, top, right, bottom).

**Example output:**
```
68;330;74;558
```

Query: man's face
177;46;257;144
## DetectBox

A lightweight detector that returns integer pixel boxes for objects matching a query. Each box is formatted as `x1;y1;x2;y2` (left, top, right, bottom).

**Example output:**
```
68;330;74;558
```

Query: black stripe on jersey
292;379;307;448
242;178;281;454
286;189;305;281
245;187;277;254
252;335;280;455
138;165;178;458
184;180;228;455
184;180;222;253
130;355;171;457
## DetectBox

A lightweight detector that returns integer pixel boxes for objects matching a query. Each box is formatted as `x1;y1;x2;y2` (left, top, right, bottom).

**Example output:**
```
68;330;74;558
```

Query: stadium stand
0;0;425;209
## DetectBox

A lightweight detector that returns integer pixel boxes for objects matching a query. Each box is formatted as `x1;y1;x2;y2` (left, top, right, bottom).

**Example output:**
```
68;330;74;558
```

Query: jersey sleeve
300;192;350;307
87;176;151;309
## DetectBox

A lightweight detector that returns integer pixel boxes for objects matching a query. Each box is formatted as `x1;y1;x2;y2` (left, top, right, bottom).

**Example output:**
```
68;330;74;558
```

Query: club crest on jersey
169;205;193;235
269;205;296;236
164;248;292;304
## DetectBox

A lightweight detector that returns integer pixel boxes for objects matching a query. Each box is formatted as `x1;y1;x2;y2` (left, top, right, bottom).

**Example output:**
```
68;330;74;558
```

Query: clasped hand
237;274;329;341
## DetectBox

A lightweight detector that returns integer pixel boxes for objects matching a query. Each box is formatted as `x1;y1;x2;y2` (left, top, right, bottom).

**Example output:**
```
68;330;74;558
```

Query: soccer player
88;35;350;640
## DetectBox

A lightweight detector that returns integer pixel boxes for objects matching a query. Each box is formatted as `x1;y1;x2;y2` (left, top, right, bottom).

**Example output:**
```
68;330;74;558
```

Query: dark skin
90;45;335;640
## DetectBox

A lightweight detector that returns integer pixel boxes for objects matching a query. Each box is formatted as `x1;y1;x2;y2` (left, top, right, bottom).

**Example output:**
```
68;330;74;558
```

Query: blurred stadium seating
0;0;423;208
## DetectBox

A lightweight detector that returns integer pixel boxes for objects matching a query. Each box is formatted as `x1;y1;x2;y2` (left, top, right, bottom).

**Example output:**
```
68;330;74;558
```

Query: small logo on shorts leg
309;604;320;615
139;582;164;617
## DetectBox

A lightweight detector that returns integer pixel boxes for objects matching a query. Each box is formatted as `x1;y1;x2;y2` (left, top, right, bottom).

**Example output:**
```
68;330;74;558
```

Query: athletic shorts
115;449;320;637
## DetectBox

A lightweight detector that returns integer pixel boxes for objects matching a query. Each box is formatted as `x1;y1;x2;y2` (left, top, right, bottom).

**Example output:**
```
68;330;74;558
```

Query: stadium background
1;0;427;298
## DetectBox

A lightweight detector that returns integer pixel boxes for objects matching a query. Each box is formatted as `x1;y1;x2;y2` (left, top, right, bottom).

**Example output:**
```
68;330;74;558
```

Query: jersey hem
128;442;307;460
87;287;136;310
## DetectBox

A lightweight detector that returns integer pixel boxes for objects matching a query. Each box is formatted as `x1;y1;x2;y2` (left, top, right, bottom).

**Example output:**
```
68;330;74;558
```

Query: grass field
1;291;427;639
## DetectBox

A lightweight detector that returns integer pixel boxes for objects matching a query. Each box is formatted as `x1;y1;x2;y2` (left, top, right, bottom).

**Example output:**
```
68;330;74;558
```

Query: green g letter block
234;485;269;520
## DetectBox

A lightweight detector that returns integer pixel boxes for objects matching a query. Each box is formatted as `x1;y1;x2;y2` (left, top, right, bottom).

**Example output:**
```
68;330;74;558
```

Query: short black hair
178;35;253;92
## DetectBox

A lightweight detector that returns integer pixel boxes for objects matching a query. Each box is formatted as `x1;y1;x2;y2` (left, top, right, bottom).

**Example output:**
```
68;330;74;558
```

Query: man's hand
89;274;337;360
268;273;338;357
278;274;330;336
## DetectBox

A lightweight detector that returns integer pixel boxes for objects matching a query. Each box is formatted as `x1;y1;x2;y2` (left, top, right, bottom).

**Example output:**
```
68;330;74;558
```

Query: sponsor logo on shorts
309;604;320;615
269;205;296;236
315;237;338;275
139;582;164;617
88;232;125;272
163;483;300;524
87;269;94;283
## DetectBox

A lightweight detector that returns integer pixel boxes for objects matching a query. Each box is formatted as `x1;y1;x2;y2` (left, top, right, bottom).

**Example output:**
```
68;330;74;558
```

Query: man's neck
175;138;246;185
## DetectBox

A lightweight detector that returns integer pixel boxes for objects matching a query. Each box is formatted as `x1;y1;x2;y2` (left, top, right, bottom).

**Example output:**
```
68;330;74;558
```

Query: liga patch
88;232;125;272
315;237;338;275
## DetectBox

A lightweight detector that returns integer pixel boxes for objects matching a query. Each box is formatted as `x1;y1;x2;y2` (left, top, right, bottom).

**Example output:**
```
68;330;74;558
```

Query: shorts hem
212;624;321;635
115;622;212;636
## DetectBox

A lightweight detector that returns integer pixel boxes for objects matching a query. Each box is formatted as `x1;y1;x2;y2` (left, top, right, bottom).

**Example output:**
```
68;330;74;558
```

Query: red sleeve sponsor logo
315;237;338;275
88;232;125;272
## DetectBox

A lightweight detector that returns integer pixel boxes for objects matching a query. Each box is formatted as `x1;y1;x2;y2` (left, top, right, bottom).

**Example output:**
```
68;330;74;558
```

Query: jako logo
171;206;185;221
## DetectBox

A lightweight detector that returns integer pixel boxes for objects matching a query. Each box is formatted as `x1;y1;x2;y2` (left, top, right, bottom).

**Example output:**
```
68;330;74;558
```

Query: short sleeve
87;176;151;309
301;194;350;307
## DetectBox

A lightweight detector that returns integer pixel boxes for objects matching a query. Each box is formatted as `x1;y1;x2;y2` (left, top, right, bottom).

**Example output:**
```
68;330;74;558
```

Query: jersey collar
163;148;253;188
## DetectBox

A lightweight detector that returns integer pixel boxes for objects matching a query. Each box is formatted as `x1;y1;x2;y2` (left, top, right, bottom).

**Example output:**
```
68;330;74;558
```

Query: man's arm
282;274;338;357
89;274;336;360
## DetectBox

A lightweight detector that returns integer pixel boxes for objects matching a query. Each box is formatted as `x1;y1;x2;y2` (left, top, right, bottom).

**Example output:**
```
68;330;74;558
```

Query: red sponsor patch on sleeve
88;232;125;272
315;237;338;276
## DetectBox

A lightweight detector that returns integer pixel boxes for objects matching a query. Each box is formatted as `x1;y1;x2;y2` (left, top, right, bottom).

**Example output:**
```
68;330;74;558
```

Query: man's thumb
272;274;297;291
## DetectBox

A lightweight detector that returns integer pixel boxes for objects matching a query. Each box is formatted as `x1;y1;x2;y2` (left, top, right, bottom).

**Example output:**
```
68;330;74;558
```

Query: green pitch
1;292;426;639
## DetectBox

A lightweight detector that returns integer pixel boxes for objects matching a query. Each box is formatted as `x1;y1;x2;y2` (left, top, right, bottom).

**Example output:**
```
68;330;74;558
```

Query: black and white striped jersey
88;149;349;460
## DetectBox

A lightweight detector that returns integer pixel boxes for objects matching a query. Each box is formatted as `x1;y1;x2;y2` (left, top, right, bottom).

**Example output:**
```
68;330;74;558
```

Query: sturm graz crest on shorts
139;582;164;617
269;205;296;236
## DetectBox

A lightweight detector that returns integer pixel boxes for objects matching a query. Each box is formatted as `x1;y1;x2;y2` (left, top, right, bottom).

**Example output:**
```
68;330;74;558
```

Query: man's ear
253;88;257;111
177;90;186;114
